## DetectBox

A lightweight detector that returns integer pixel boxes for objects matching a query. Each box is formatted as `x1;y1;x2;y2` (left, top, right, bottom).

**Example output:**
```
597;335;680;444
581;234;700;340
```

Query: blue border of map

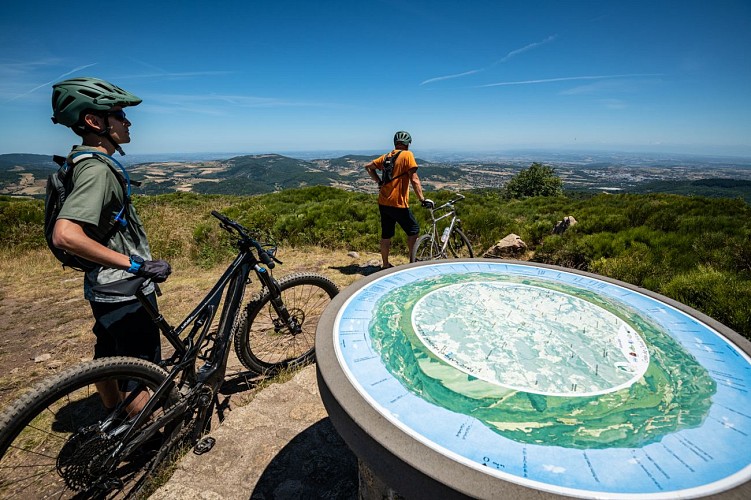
333;261;751;498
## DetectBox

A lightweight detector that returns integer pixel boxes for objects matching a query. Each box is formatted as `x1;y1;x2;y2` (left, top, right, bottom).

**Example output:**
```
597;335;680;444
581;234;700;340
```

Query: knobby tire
233;273;339;375
448;228;474;258
0;357;183;499
411;234;441;262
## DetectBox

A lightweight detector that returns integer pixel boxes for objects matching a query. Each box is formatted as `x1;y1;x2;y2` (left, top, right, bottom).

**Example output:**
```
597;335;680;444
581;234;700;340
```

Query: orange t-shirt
372;150;418;208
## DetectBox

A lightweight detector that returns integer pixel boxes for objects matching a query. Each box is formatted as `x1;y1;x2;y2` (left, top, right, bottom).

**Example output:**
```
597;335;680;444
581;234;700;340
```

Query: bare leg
96;380;120;409
380;238;392;268
96;381;149;416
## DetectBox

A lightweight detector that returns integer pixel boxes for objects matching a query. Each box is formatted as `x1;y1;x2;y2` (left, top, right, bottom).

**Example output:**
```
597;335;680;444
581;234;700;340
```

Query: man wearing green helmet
50;77;171;412
364;131;433;269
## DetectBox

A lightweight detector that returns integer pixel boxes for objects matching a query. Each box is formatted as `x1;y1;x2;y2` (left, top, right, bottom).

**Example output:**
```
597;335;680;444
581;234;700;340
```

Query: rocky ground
0;248;388;499
152;364;359;499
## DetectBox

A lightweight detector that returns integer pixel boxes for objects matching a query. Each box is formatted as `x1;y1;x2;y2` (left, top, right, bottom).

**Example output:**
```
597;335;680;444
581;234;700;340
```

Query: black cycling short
379;204;420;239
89;293;161;365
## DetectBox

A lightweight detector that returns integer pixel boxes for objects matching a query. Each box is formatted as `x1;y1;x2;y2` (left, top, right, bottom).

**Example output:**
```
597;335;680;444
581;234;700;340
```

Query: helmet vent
78;89;99;98
59;95;76;111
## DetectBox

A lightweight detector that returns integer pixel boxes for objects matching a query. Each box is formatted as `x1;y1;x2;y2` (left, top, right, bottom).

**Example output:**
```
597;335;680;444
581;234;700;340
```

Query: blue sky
1;0;750;157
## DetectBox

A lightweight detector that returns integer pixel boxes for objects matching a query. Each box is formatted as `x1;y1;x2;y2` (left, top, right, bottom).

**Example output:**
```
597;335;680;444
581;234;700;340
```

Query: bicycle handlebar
431;193;465;213
211;211;277;269
90;211;278;297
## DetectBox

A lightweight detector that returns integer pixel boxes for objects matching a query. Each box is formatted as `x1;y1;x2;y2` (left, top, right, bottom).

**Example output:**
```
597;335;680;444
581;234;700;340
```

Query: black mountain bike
0;211;339;498
411;193;474;262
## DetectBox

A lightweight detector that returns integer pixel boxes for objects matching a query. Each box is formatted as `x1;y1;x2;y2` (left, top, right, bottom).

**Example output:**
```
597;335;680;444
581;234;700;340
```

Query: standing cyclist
50;77;171;412
364;131;433;269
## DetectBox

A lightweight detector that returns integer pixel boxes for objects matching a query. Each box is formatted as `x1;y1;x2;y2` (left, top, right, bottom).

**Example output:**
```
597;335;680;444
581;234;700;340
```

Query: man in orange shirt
364;131;433;269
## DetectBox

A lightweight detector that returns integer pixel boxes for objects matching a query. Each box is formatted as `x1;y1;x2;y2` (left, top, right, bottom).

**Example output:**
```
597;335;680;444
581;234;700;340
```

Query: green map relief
368;273;716;449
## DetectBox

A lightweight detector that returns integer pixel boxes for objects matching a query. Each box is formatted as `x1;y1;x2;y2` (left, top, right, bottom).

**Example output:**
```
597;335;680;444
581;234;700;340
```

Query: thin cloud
498;35;557;63
114;71;234;80
146;93;333;114
421;34;558;86
600;99;628;109
0;59;62;78
561;76;663;95
420;69;482;86
478;73;661;88
123;57;233;80
3;63;98;103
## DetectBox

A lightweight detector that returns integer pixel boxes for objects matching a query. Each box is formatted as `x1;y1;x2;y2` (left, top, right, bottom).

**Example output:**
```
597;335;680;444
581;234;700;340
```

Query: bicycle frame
113;212;286;451
424;195;465;258
0;211;334;498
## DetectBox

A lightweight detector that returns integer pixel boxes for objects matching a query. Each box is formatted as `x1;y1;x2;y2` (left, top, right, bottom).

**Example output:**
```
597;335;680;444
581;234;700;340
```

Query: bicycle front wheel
448;228;474;258
411;234;441;262
234;273;339;375
0;357;180;499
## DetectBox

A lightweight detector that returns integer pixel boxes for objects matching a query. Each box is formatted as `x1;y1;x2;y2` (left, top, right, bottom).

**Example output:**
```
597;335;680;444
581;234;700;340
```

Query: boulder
552;215;577;235
483;233;528;258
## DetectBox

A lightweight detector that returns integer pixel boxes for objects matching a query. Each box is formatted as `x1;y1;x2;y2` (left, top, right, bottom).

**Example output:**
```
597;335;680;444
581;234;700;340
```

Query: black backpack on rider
44;152;130;272
381;150;405;184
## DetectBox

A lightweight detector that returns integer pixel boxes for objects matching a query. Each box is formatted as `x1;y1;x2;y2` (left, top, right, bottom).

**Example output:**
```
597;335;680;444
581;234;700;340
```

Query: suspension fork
254;265;301;334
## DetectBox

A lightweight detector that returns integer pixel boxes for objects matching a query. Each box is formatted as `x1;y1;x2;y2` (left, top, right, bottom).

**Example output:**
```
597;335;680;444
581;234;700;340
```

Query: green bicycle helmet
51;77;142;127
393;130;412;146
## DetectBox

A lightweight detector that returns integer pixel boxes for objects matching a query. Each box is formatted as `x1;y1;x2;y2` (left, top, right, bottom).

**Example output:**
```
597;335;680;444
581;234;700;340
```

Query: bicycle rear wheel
448;228;474;258
0;357;180;499
411;234;441;262
234;273;339;375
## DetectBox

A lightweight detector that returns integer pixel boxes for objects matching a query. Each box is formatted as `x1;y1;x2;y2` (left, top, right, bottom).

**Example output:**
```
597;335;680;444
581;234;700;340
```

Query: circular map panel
412;282;650;396
332;261;751;499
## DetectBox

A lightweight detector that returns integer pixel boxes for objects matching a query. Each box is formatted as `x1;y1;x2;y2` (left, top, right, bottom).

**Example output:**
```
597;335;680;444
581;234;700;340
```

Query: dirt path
0;247;393;498
0;247;385;410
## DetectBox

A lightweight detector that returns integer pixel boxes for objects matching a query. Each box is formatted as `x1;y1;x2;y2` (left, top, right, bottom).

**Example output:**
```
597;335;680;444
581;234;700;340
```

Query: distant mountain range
0;153;464;197
2;151;751;202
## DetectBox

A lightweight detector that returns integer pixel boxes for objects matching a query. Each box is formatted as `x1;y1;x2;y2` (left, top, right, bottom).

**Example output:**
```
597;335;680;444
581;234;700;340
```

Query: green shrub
0;198;44;250
589;242;657;288
662;266;751;337
3;186;750;340
505;163;563;198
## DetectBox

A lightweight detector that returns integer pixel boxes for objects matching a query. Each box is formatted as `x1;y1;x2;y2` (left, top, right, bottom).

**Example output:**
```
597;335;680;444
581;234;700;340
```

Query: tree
505;162;563;198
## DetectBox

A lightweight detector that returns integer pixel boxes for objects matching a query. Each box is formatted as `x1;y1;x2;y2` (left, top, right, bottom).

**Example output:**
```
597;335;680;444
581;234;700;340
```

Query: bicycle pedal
193;436;216;455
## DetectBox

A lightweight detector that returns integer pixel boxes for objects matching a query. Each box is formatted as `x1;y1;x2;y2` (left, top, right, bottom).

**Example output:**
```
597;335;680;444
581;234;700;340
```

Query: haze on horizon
1;1;749;158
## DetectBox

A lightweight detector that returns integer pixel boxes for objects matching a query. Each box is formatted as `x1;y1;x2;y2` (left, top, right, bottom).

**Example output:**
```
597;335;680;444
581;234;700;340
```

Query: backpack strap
52;155;67;167
68;151;135;228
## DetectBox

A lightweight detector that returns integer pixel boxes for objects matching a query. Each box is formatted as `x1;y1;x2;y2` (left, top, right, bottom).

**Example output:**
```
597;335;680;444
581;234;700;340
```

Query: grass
0;241;378;496
0;243;377;410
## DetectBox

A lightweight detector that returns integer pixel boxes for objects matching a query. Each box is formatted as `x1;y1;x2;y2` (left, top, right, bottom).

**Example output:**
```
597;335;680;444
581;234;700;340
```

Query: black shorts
379;204;420;239
89;293;161;365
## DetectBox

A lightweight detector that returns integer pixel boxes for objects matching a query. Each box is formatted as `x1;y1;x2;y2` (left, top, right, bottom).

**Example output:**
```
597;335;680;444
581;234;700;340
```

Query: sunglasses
107;110;128;122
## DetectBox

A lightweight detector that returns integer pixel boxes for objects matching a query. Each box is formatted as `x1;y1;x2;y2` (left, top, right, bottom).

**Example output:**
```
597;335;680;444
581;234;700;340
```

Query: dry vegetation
0;245;387;411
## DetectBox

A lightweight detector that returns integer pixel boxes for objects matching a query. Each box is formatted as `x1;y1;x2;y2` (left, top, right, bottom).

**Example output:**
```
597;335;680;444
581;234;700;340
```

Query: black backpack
44;152;132;271
381;150;404;184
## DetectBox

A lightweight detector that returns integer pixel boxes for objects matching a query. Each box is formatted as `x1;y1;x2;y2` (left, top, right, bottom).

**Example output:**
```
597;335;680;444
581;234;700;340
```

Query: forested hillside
2;187;750;339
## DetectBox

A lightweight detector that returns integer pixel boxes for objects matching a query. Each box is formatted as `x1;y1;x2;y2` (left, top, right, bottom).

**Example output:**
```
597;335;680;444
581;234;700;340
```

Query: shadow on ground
330;264;382;277
220;370;263;396
250;418;358;499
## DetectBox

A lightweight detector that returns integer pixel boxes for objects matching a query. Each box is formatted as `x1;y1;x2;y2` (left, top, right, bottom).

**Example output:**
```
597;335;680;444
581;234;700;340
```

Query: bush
0;198;44;250
662;266;751;337
3;187;750;340
505;162;563;198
